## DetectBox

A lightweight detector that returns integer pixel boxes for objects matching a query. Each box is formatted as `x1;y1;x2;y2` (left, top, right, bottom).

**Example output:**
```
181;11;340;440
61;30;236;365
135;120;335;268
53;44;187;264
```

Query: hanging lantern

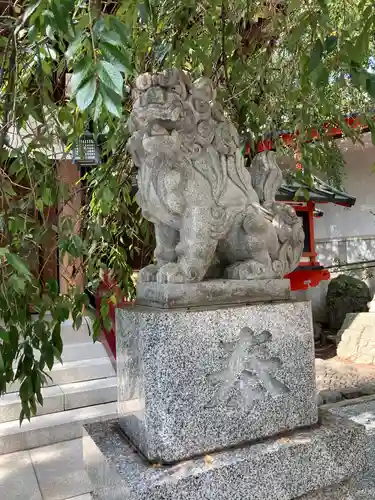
72;131;100;167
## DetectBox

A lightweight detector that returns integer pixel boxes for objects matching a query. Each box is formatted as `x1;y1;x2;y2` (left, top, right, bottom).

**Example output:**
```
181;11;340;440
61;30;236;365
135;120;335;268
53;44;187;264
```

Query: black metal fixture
72;131;100;167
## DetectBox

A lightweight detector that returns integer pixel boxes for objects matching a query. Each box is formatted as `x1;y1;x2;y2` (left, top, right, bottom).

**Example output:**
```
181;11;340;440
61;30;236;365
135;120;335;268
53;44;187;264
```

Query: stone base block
117;301;317;463
84;411;366;500
136;279;290;308
295;481;353;499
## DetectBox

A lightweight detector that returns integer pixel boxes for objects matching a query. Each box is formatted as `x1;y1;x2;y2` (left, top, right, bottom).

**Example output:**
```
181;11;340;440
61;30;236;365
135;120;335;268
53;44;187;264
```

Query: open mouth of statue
142;120;181;153
147;119;179;136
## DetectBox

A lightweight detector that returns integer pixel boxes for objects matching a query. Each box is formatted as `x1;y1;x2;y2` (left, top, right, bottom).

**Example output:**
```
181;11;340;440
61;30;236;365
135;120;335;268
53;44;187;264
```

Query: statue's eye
193;98;210;114
170;83;186;99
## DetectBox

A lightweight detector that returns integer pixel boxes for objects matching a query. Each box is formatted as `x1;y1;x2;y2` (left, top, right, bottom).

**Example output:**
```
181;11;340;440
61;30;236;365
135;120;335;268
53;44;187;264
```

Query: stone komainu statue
127;69;304;284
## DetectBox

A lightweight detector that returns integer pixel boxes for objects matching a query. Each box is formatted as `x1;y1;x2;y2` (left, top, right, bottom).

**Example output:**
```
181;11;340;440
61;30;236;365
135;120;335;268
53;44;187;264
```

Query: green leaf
9;275;27;294
46;279;59;297
100;42;133;76
324;36;337;54
68;57;93;96
93;318;101;341
101;86;122;118
371;127;375;146
21;401;31;422
6;253;32;278
42;187;53;206
16;0;41;34
92;92;103;121
0;328;10;343
153;41;171;64
137;2;150;24
19;409;25;426
73;312;83;331
43;344;54;371
29;395;37;416
76;77;97;111
366;75;375;99
50;0;70;36
52;322;63;355
317;0;328;14
0;247;9;258
107;17;131;45
100;29;122;46
311;63;329;86
98;61;123;96
19;378;33;401
65;34;84;61
308;39;324;74
36;388;43;406
53;346;63;364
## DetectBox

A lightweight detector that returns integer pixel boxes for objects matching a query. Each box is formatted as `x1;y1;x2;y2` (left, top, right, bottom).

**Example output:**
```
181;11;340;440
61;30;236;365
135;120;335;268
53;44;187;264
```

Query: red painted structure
246;113;374;155
285;202;330;291
96;272;131;367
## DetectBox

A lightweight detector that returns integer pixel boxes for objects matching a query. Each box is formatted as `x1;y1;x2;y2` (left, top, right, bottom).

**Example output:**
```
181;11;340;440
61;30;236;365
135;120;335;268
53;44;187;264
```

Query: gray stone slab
136;279;291;308
30;439;92;500
298;481;353;499
83;410;366;500
0;450;42;500
337;312;375;364
116;300;317;463
327;399;375;499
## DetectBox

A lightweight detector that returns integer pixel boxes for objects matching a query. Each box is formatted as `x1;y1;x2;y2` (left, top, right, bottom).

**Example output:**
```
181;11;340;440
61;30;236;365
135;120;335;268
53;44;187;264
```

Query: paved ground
332;398;375;497
0;438;92;500
316;357;375;392
3;397;375;499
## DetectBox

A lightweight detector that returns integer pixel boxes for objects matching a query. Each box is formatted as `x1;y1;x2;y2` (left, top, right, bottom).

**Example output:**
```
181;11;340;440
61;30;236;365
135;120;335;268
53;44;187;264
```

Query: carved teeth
150;124;169;136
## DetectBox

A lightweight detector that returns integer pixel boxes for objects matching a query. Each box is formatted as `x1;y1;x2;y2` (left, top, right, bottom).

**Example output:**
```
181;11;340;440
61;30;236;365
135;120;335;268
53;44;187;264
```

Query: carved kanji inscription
205;327;289;408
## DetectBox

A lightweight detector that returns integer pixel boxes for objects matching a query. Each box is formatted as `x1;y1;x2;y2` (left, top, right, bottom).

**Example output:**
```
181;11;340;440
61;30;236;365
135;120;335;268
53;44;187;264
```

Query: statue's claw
225;261;270;280
156;263;189;284
138;264;160;283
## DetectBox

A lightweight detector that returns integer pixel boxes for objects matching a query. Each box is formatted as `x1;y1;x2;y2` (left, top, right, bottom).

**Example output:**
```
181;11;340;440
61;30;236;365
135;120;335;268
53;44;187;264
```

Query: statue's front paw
138;264;160;283
156;263;188;284
225;261;268;280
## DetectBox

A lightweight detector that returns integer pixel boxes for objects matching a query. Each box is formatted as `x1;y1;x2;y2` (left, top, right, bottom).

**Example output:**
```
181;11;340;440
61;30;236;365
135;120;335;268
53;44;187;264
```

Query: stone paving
3;397;375;500
0;438;92;500
332;399;375;497
316;357;375;393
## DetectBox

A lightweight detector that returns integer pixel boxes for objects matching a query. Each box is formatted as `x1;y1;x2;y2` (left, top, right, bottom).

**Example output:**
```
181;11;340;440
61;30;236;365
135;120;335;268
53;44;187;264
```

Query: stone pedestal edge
83;410;366;500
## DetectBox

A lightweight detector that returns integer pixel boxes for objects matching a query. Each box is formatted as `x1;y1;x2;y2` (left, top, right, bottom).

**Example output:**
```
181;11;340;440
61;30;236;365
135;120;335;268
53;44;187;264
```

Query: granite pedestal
136;279;291;308
84;295;366;499
117;301;317;463
84;411;366;500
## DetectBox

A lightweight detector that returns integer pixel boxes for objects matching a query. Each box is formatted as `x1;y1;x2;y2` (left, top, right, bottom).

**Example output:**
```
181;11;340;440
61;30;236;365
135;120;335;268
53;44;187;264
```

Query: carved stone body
127;69;304;284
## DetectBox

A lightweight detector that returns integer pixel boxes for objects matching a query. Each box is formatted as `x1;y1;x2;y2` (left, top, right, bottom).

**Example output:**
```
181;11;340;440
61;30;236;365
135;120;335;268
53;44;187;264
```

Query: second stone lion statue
127;69;304;284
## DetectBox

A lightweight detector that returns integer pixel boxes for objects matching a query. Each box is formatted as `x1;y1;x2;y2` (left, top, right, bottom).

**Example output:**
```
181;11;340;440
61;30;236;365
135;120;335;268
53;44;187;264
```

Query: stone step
62;377;117;411
6;357;116;393
0;401;118;455
60;319;95;345
11;341;107;368
0;377;117;424
57;341;108;363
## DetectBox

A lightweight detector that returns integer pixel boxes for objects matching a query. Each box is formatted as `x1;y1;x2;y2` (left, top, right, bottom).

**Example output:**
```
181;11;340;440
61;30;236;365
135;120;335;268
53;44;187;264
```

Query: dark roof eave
276;175;356;207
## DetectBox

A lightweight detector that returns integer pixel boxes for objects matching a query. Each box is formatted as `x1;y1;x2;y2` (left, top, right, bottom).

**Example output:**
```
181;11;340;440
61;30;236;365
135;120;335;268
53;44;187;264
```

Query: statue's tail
247;151;305;277
249;151;283;205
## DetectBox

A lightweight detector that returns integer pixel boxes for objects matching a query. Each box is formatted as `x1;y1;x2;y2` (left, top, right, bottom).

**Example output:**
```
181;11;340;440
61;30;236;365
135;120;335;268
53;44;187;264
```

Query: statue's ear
192;77;216;103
